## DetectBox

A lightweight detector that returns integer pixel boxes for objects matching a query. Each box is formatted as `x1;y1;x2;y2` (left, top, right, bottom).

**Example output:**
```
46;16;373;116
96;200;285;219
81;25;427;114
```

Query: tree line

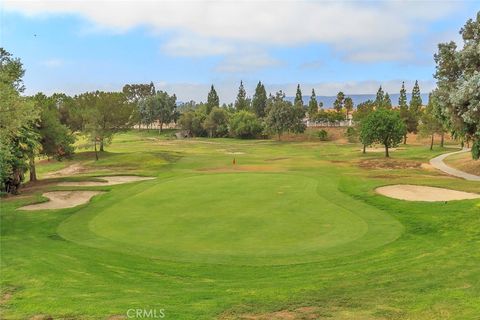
1;12;478;193
347;12;479;158
177;82;306;139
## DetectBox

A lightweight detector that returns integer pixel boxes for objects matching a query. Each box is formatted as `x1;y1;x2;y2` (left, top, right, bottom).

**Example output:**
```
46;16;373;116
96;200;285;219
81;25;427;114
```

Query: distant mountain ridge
286;93;430;109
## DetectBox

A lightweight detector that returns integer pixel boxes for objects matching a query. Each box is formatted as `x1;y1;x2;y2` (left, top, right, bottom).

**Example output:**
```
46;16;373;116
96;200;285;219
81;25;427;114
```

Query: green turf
1;131;479;319
58;173;402;265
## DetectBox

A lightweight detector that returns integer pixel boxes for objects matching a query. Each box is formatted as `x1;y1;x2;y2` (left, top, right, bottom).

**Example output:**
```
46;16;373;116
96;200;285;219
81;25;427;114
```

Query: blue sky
1;1;479;103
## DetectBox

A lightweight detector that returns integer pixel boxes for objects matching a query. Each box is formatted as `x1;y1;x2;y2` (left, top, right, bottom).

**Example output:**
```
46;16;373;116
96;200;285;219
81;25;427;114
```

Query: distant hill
286;93;430;109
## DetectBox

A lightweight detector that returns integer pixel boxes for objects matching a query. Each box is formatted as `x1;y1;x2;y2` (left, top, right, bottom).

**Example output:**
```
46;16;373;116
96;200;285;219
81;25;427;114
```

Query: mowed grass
58;173;402;265
1;131;480;319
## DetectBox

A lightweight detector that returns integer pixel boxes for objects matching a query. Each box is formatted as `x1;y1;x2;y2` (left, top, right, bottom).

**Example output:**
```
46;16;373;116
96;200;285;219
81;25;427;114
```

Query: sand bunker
376;184;480;202
57;176;154;187
43;163;86;178
19;191;104;210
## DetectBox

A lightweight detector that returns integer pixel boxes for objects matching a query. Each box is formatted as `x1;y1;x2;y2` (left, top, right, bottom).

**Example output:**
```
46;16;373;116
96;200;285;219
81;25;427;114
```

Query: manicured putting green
59;173;403;265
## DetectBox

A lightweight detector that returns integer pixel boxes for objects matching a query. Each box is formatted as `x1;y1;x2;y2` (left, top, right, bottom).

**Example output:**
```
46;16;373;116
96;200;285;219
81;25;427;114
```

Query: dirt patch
376;185;480;202
43;163;87;178
221;306;383;320
57;176;155;187
198;165;283;173
0;291;12;305
226;152;245;155
359;159;422;170
362;147;400;153
19;191;104;210
29;315;53;320
420;163;436;171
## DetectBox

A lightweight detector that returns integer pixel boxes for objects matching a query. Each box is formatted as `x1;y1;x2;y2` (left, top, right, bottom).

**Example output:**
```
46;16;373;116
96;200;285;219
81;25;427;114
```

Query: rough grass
1;131;479;320
444;151;480;176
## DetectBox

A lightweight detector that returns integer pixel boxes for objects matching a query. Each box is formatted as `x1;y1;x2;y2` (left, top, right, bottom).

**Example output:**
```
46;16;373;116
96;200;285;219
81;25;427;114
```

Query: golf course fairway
2;132;480;319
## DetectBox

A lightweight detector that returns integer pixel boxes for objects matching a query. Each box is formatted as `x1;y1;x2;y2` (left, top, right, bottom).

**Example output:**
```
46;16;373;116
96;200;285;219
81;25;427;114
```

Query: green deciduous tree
360;109;406;157
434;12;480;159
29;93;75;181
419;93;445;150
0;48;25;93
79;91;134;160
146;91;177;133
204;107;229;138
0;48;40;193
265;91;306;140
353;100;375;123
178;109;208;137
230;110;263;139
353;100;375;153
122;82;155;128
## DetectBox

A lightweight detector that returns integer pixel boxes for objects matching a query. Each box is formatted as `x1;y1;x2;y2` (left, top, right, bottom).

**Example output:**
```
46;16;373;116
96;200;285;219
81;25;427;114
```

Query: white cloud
161;36;233;57
4;0;460;62
40;58;65;68
216;51;281;73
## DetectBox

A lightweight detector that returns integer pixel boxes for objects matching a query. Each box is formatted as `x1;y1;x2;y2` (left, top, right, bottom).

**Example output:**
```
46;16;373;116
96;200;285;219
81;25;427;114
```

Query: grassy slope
445;151;480;176
1;131;479;319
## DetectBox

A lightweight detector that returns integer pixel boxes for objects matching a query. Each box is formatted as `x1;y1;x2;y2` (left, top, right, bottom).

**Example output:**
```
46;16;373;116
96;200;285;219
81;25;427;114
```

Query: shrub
345;127;358;143
204;107;229;138
230;110;263;139
317;129;328;141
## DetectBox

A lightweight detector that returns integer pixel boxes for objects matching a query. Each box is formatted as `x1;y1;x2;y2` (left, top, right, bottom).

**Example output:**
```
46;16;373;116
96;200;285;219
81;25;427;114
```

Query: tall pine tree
409;80;422;133
206;85;219;114
398;81;410;144
252;81;267;118
344;96;354;119
375;86;385;108
294;84;303;107
384;93;392;109
308;89;318;119
333;91;345;113
235;81;248;111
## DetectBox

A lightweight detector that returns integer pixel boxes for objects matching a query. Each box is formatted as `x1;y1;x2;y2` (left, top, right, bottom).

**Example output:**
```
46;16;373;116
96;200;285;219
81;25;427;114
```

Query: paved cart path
430;149;480;181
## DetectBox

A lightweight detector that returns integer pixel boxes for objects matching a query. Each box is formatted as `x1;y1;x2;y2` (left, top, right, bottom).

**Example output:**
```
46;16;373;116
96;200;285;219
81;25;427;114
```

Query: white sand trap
19;191;104;210
57;176;154;187
376;184;480;202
